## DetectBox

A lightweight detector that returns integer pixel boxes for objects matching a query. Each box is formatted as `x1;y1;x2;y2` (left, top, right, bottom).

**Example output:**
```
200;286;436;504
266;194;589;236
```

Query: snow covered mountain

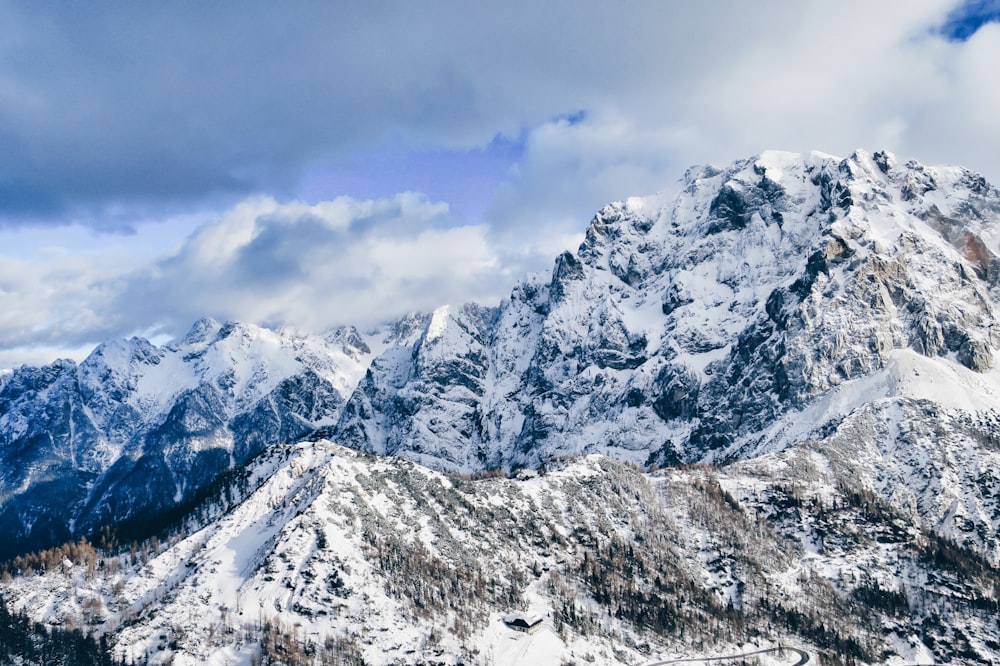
3;149;1000;664
0;318;399;561
339;149;1000;470
336;149;1000;558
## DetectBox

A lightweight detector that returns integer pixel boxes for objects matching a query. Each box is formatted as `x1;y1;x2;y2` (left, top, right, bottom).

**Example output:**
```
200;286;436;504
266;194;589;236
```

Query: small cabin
503;612;544;634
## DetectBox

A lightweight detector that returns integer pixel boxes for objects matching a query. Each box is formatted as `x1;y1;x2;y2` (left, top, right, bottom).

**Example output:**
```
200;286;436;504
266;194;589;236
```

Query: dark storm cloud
7;0;1000;368
0;1;766;227
0;2;383;222
234;214;336;286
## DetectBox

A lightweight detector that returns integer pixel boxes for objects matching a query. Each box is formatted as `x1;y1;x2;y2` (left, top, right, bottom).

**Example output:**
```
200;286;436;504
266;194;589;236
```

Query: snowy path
641;646;809;666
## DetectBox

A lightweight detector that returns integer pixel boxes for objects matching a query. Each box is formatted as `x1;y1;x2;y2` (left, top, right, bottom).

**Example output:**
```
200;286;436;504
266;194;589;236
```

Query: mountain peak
424;304;453;343
336;149;1000;475
180;316;223;346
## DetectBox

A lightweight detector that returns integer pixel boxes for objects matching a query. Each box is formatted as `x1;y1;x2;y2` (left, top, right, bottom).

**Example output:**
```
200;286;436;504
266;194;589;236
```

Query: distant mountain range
2;149;1000;664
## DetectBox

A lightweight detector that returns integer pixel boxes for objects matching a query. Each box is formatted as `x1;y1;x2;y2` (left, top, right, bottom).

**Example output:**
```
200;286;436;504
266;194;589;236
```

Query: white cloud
0;253;123;351
0;192;517;367
478;0;1000;273
134;195;505;339
7;0;1000;366
484;113;696;272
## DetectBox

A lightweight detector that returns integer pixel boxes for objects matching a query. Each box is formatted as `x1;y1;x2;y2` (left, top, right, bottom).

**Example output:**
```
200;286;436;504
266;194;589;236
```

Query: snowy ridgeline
0;315;429;561
4;440;999;665
3;149;1000;663
4;149;1000;563
341;149;1000;471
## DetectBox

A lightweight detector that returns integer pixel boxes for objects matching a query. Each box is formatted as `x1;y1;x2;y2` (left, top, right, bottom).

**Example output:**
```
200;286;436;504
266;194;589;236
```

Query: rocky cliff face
336;150;1000;470
333;150;1000;563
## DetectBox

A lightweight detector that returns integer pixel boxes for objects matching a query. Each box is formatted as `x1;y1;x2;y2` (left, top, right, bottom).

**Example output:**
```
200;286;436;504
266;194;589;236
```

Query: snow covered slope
5;441;998;664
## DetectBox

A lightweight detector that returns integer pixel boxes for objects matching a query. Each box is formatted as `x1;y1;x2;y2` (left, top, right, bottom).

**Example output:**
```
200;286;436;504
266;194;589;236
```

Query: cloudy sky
1;0;999;367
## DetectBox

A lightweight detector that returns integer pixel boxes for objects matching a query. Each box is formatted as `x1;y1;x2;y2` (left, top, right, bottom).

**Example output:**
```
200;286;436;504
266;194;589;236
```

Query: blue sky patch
938;0;1000;41
295;134;526;227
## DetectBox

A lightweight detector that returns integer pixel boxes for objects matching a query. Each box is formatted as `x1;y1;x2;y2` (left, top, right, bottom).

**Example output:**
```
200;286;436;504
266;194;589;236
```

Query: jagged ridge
0;319;377;560
4;148;1000;564
337;149;1000;468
